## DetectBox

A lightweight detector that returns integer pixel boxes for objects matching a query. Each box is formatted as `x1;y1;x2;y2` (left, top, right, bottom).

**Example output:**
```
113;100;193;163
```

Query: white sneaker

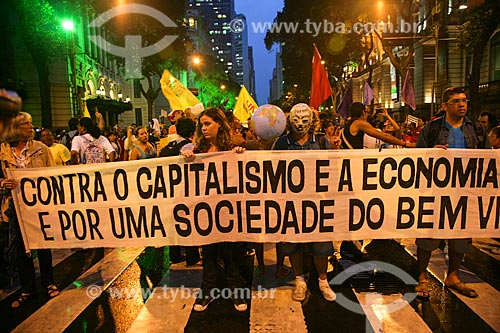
319;279;336;302
292;280;307;301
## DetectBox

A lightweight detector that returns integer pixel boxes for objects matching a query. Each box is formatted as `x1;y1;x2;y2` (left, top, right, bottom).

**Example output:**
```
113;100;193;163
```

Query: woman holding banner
0;112;60;308
182;108;247;312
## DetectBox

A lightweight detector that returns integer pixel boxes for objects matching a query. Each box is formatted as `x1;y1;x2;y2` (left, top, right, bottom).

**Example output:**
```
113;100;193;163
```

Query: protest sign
7;149;500;250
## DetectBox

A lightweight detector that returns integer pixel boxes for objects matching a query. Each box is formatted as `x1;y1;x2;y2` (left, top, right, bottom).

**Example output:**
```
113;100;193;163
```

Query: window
133;80;141;98
135;108;142;125
490;32;500;81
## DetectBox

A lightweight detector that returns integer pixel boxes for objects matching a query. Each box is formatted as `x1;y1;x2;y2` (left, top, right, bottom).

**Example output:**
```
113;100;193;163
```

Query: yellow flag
82;102;91;118
233;85;258;122
160;69;203;114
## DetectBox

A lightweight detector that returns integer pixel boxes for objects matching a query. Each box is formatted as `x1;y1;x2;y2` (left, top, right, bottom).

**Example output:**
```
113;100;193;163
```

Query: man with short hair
415;87;490;299
478;111;498;131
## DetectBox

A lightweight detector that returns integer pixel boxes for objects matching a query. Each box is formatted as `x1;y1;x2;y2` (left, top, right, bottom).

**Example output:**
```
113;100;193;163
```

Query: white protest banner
7;149;500;250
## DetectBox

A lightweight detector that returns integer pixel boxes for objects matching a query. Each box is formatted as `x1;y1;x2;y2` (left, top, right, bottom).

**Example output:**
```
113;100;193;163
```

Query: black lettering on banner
237;161;244;193
288;160;304;193
320;200;335;233
78;173;92;202
38;212;54;241
168;164;182;198
417;196;434;229
483;159;499;188
281;201;299;234
20;178;36;206
72;210;88;240
366;198;384;230
236;201;243;232
478;196;500;229
137;167;152;199
173;204;191;237
222;162;237;194
477;158;484;188
302;200;318;233
194;202;213;236
398;158;415;189
416;158;433;188
433;158;451;188
215;200;234;233
316;160;330;192
190;163;204;197
113;169;129;200
58;210;71;240
338;159;353;191
245;161;261;194
246;200;262;233
379;158;397;189
363;158;378;190
184;164;190;197
348;198;383;231
397;197;415;229
125;206;150;237
110;207;126;238
63;174;77;203
349;199;365;231
150;206;166;237
265;200;281;233
153;166;167;199
93;172;107;202
85;209;103;240
439;196;467;230
50;176;65;205
37;177;51;205
452;158;478;188
263;160;286;193
206;162;221;195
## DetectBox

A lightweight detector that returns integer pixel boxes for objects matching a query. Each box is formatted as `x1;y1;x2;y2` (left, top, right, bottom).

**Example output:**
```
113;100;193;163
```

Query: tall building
269;46;283;103
232;14;249;86
186;0;235;76
248;46;257;99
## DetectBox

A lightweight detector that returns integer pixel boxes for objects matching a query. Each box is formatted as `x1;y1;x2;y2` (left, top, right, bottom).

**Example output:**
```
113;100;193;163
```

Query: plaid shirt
416;116;491;149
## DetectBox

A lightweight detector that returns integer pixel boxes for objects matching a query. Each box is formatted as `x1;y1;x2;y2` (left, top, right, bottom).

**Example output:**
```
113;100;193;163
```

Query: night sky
234;0;284;105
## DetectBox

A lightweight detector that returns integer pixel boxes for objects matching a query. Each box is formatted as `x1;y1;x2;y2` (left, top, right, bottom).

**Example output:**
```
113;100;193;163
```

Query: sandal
415;281;430;298
446;281;478;298
11;293;32;308
46;284;60;298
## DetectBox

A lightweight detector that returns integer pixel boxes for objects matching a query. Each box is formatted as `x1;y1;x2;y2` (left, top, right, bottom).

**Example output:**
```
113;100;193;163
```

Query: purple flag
363;81;374;106
402;69;416;110
337;80;352;119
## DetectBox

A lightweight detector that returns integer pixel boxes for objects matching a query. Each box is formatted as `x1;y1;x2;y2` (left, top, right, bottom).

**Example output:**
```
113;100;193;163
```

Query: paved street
1;239;499;333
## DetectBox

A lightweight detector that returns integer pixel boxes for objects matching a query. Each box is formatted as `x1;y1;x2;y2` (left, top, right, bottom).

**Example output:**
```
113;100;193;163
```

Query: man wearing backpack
70;117;116;164
159;117;195;157
414;87;490;299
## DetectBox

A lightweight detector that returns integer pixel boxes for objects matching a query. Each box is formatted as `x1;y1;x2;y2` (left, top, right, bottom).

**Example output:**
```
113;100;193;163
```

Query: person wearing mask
272;103;338;303
0;112;59;308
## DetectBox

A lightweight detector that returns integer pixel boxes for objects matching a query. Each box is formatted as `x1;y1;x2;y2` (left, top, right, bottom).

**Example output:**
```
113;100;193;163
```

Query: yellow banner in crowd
7;149;500;250
233;85;258;122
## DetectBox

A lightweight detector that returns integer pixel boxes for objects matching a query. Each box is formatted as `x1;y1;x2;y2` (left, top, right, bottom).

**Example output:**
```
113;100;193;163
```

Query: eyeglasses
447;98;469;105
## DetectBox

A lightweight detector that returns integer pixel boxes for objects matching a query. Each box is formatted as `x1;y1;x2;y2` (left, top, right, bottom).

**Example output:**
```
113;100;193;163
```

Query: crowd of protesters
0;86;499;312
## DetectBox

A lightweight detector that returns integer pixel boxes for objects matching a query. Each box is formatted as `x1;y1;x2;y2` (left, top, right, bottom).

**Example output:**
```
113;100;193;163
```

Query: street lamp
61;18;79;117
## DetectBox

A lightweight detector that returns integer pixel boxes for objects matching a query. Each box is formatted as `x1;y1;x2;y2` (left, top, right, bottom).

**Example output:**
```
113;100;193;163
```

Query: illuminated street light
61;19;74;31
192;56;202;66
61;19;79;117
220;84;226;90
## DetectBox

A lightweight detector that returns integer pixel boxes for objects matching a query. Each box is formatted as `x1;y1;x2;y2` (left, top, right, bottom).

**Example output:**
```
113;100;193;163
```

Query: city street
1;238;499;332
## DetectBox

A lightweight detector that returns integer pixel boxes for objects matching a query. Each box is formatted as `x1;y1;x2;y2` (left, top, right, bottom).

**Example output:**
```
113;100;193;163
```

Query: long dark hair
195;108;232;152
79;117;101;139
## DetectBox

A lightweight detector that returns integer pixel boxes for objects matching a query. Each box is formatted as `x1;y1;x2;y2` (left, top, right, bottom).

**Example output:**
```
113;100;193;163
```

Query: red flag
402;69;416;110
310;44;332;109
